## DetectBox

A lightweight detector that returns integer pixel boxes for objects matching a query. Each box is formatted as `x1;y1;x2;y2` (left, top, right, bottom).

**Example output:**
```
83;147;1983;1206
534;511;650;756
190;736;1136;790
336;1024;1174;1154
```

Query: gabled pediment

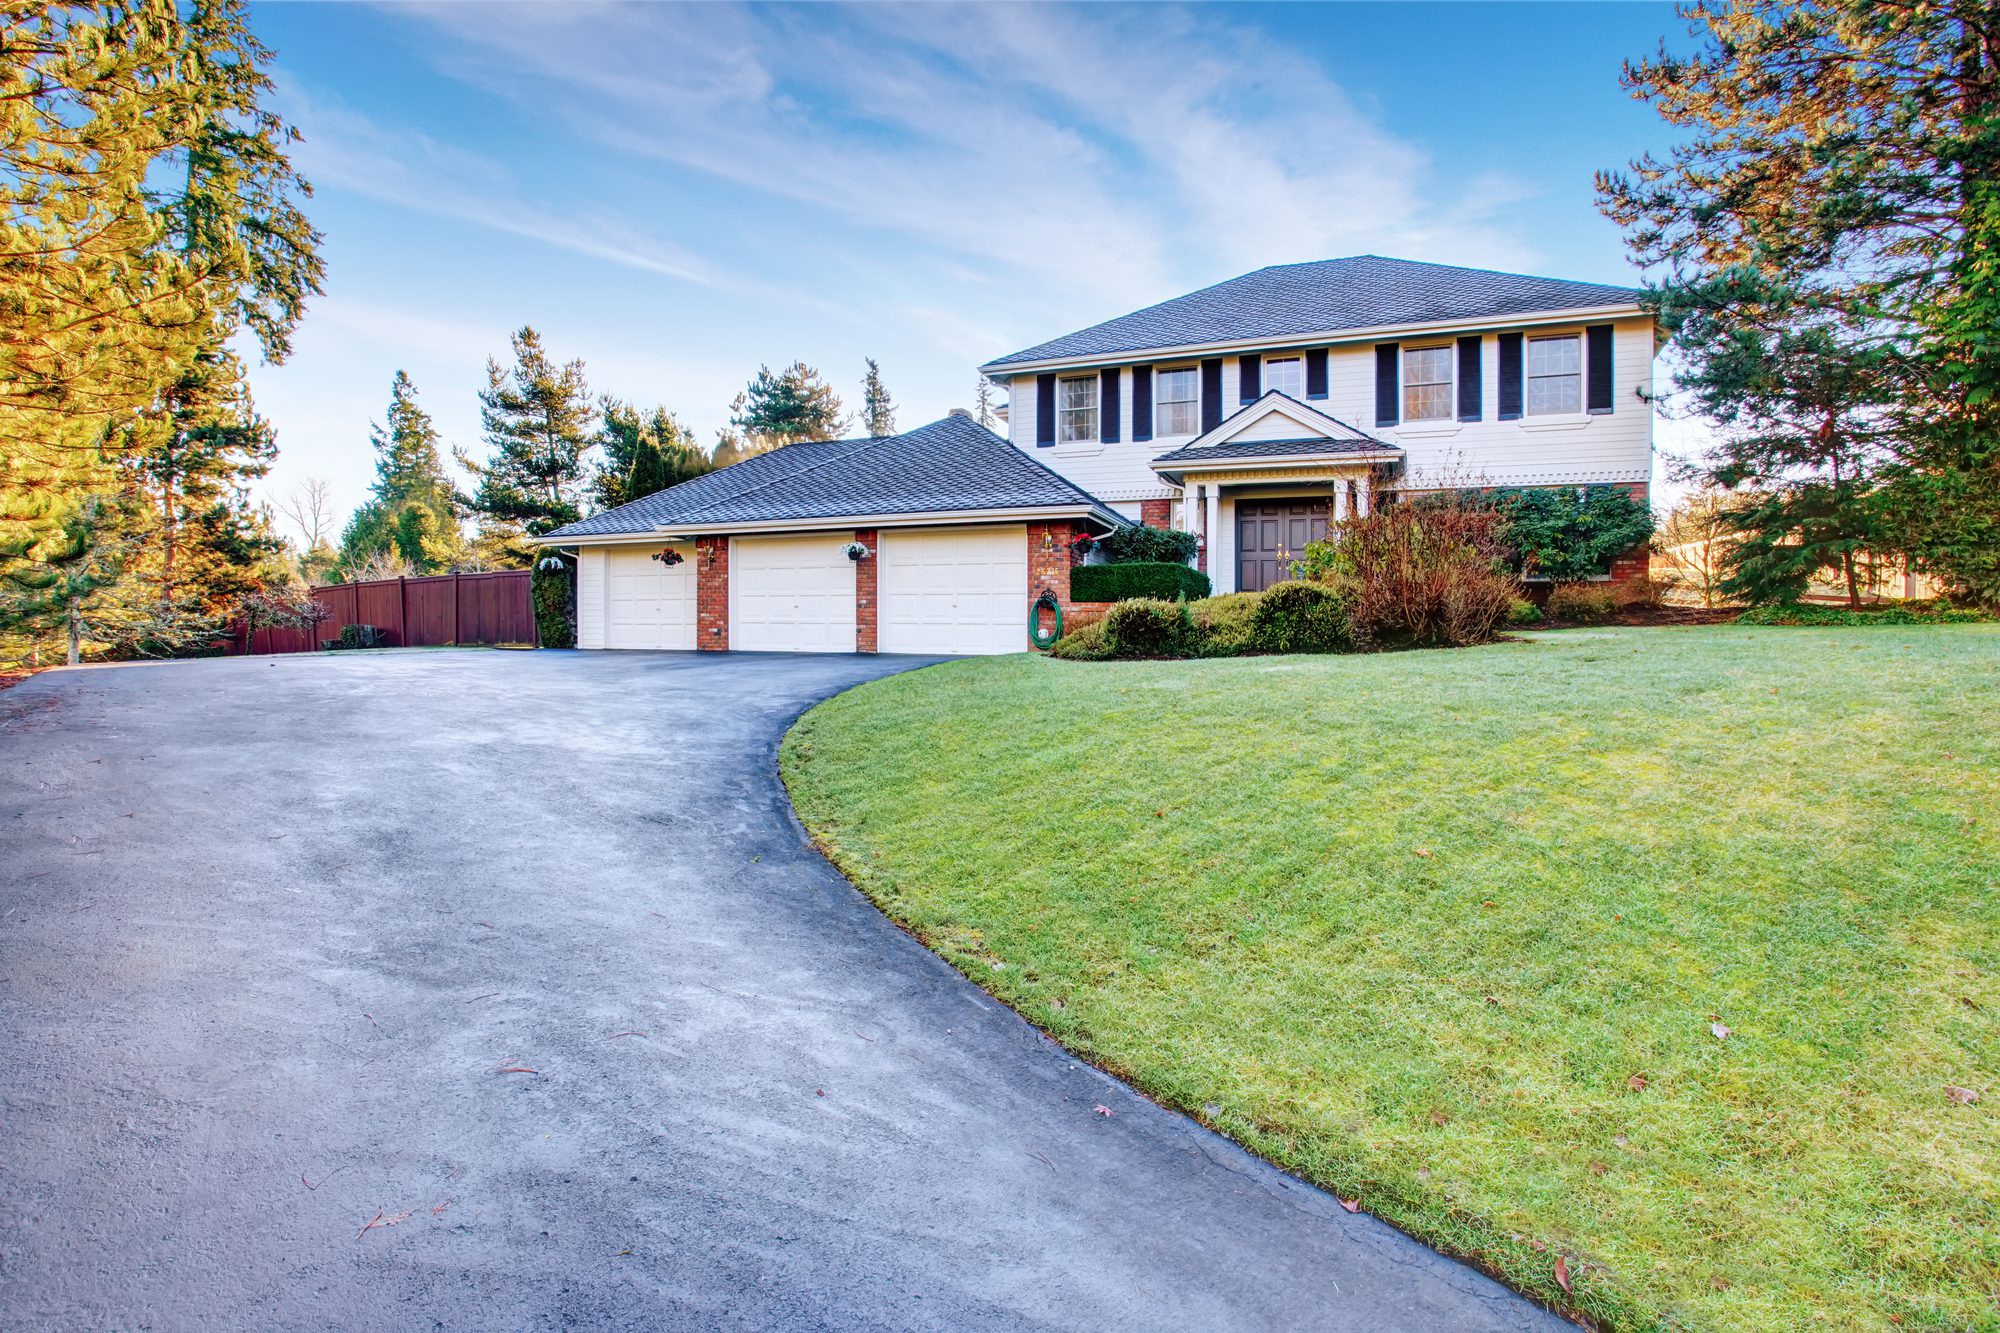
1149;393;1400;481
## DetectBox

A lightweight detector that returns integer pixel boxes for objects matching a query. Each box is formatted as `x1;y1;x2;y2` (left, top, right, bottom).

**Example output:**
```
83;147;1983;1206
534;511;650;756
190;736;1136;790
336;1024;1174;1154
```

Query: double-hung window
1526;334;1582;414
1264;355;1304;400
1403;345;1453;421
1155;367;1198;436
1057;375;1098;443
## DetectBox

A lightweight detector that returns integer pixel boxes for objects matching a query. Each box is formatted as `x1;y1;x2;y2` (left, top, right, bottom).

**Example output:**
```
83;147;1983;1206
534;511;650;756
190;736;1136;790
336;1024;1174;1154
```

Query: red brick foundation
1139;498;1171;529
854;527;878;652
696;535;729;650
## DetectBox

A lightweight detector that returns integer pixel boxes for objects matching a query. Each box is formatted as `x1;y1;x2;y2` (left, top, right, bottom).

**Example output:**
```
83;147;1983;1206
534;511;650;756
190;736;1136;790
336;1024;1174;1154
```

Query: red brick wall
696;535;729;651
1139;498;1171;529
854;527;878;652
1610;481;1653;584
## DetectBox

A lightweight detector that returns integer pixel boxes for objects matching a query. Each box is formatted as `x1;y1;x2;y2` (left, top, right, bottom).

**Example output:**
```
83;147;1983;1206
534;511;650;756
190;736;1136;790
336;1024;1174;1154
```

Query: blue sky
247;1;1701;538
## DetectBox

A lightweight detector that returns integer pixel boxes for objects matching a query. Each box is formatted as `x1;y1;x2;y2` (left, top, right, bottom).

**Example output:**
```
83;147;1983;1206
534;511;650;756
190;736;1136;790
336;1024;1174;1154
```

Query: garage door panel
601;546;697;650
879;525;1027;656
732;536;858;653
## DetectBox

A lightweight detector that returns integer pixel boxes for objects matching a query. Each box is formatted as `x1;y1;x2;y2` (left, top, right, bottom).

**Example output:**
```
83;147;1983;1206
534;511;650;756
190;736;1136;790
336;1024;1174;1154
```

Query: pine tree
860;358;896;437
729;362;845;449
457;327;596;560
594;400;713;509
0;0;323;650
709;427;764;470
1598;0;2000;605
975;377;997;430
341;371;463;575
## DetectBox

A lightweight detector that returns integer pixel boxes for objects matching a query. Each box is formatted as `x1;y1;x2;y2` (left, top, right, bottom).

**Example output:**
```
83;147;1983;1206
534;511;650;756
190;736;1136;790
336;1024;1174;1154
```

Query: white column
1354;478;1371;518
1207;486;1227;592
1333;476;1351;521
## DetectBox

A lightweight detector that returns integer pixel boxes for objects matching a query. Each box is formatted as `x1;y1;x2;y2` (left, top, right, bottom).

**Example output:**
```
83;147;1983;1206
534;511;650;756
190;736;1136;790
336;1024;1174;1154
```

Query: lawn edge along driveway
778;626;2000;1332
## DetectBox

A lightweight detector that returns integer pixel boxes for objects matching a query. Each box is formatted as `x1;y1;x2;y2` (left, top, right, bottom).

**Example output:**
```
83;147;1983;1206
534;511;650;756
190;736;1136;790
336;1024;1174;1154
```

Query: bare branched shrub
1319;499;1517;648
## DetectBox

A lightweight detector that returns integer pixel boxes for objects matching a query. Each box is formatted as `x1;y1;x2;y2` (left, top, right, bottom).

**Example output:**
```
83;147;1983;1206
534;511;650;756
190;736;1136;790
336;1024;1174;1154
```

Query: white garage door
595;545;697;650
878;524;1027;655
732;535;857;653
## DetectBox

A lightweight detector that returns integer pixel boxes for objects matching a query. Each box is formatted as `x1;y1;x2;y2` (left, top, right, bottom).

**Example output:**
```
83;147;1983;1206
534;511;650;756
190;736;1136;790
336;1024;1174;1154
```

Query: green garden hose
1028;589;1063;649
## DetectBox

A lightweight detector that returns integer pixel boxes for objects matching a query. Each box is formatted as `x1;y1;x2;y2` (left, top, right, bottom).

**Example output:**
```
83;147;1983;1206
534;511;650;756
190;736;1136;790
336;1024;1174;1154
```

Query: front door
1236;500;1330;592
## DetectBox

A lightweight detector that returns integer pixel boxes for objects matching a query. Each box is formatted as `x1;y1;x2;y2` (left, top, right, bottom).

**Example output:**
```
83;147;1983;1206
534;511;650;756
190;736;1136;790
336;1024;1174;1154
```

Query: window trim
1153;364;1200;438
1056;373;1100;444
1524;330;1585;418
1401;343;1455;422
1262;354;1305;401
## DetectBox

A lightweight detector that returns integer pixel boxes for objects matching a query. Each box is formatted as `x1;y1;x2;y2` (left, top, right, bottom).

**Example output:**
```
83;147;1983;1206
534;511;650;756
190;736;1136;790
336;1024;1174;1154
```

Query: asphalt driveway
0;650;1559;1331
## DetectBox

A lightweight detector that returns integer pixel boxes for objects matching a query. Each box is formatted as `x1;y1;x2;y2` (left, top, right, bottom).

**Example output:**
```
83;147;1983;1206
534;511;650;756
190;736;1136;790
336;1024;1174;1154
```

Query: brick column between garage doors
854;528;878;653
696;535;729;650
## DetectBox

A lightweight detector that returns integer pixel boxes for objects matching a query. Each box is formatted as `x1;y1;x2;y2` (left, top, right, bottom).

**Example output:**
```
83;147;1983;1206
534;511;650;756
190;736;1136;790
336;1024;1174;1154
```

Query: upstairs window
1058;375;1099;443
1264;355;1304;400
1403;345;1453;420
1527;334;1582;414
1156;367;1198;436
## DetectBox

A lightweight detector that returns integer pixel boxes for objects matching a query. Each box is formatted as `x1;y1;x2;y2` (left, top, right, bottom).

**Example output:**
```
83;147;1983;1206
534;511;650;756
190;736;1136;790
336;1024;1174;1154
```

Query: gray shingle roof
544;414;1123;539
1151;435;1396;465
984;255;1639;369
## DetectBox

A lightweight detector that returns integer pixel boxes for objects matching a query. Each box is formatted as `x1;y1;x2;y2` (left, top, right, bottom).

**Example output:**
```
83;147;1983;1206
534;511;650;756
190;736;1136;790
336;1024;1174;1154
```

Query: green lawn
780;626;2000;1331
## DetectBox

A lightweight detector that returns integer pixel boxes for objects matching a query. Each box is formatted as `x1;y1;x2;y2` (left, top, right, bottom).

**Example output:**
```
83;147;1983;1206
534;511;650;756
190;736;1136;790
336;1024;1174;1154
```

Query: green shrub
1072;561;1211;603
1190;592;1261;656
1736;600;1996;626
337;623;384;649
1097;524;1198;565
1248;580;1353;653
1545;582;1619;624
1048;618;1116;660
533;559;576;648
1101;597;1198;657
1507;596;1543;625
1479;485;1655;582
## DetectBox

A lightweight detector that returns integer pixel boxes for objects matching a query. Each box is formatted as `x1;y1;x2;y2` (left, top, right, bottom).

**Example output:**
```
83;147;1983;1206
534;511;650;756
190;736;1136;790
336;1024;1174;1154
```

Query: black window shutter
1305;348;1328;399
1497;333;1524;420
1200;359;1223;432
1374;343;1399;427
1456;335;1482;422
1132;366;1153;443
1036;373;1056;446
1586;324;1614;414
1100;367;1121;443
1238;354;1261;403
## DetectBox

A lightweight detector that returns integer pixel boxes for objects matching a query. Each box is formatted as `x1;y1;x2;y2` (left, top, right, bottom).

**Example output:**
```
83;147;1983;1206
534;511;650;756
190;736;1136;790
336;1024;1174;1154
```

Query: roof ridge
673;431;916;524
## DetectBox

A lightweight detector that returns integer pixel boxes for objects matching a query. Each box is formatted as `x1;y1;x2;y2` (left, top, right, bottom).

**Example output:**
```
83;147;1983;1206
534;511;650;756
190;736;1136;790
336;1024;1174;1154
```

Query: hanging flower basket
842;541;872;561
653;547;685;566
1069;532;1098;556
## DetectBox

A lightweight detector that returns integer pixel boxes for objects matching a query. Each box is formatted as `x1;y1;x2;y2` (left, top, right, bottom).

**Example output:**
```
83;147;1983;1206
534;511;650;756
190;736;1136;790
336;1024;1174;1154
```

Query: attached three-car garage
545;415;1122;658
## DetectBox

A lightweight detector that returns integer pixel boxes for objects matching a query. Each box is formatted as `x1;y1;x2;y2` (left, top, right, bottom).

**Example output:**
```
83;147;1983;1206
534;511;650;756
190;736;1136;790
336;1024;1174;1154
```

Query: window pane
1402;345;1452;420
1265;357;1303;398
1527;335;1579;376
1527;375;1580;414
1061;377;1096;409
1158;399;1197;436
1155;368;1197;436
1405;346;1451;385
1405;383;1453;420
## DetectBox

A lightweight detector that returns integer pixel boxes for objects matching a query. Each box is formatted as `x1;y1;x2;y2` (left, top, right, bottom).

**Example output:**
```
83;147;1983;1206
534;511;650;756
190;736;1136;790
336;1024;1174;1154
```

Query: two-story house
540;255;1655;655
979;254;1655;593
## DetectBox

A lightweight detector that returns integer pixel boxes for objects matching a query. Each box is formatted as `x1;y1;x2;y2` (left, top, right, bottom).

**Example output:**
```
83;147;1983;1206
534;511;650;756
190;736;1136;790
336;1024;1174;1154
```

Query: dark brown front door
1236;500;1330;592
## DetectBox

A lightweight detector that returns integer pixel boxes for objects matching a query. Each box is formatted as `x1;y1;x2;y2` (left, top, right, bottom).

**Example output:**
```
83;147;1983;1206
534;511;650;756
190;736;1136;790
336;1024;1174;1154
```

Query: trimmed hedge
1248;580;1352;653
533;560;576;648
1737;600;1995;626
1049;581;1355;660
1072;561;1211;603
1097;524;1198;565
1101;597;1198;657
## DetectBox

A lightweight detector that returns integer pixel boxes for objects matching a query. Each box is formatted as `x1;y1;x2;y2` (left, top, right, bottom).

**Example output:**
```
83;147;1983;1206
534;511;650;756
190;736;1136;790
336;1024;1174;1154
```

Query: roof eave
1153;449;1404;486
534;503;1119;545
980;302;1650;377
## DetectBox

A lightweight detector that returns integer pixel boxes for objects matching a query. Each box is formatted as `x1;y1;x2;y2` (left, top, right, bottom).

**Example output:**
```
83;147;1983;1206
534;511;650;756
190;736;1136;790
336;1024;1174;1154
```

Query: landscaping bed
782;625;2000;1330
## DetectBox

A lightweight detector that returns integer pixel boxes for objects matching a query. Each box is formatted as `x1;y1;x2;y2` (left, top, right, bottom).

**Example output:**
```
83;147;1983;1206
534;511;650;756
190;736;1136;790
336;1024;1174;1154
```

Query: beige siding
1006;317;1655;502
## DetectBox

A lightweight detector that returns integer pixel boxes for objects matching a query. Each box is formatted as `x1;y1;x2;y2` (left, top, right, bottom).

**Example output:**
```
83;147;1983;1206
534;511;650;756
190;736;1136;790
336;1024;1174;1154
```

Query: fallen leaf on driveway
1092;1105;1113;1118
496;1066;538;1075
1946;1085;1981;1105
356;1208;413;1239
1338;1197;1360;1213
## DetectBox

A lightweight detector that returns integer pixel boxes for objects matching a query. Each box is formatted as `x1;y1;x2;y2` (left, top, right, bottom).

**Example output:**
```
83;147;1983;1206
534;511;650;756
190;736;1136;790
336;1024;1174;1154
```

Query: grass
780;625;2000;1331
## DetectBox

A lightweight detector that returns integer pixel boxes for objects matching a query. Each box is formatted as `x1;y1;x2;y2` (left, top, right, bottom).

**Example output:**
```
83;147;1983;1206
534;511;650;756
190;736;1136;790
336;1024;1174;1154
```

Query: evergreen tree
709;426;765;470
594;400;713;509
729;361;845;449
457;327;596;561
860;358;896;437
1599;0;2000;605
975;377;997;430
0;1;323;638
340;371;463;575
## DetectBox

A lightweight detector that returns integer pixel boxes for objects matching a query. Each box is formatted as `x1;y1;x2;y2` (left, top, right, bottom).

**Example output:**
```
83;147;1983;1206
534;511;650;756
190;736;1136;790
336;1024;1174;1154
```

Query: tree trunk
1843;550;1861;609
66;596;81;667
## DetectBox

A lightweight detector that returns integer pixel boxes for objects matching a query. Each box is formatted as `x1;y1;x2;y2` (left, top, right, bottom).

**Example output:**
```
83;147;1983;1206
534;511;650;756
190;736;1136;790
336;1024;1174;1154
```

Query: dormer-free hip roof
982;255;1642;373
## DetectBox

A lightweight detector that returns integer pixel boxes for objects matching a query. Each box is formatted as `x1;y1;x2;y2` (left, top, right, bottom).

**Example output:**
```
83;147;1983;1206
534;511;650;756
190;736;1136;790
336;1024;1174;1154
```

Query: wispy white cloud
384;0;1539;344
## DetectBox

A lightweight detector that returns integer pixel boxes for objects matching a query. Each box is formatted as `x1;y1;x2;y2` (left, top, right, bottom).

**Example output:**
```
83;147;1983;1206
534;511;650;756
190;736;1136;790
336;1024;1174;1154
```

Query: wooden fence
237;571;538;654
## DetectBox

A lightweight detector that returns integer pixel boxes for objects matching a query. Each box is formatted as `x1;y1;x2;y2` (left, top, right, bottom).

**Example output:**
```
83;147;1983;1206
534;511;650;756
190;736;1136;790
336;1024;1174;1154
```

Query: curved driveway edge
0;650;1560;1330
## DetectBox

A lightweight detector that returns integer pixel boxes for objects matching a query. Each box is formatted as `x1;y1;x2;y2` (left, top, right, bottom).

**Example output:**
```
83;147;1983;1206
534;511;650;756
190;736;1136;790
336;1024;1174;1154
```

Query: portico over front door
1236;499;1330;592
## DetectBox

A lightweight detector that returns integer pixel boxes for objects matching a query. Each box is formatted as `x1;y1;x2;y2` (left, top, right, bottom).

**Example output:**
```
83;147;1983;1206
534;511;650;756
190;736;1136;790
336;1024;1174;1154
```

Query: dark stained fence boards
235;571;537;654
